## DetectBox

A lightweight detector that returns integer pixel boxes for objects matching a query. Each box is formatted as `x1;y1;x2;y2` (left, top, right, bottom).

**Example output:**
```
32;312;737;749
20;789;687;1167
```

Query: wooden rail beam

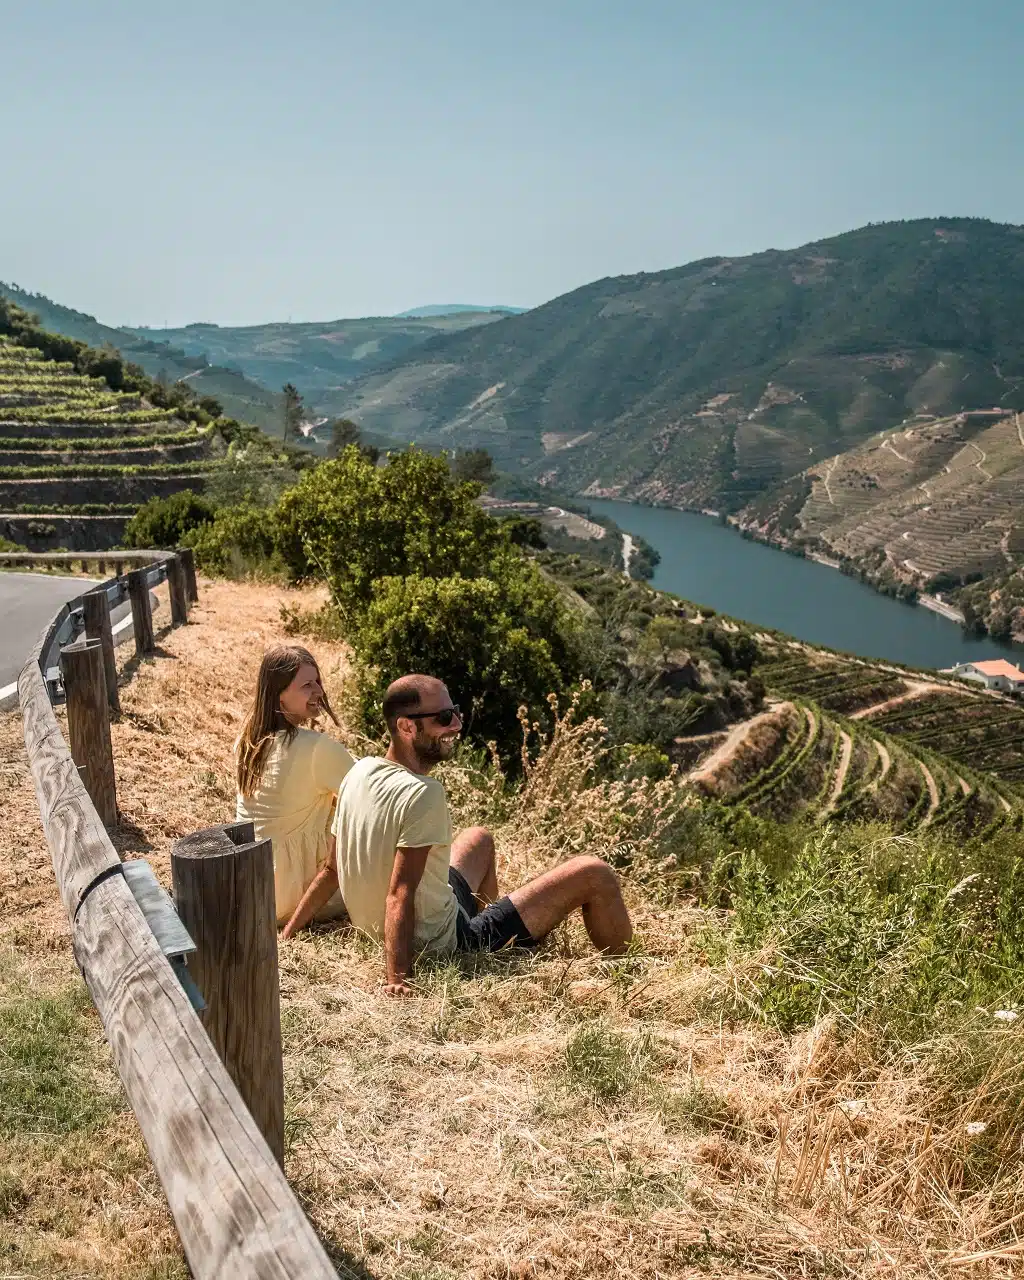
74;872;336;1279
19;604;336;1277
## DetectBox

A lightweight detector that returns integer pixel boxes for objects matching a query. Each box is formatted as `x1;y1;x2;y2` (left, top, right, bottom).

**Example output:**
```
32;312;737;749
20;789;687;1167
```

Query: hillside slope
0;301;299;549
740;408;1024;635
124;310;511;416
0;283;286;435
7;577;1024;1277
328;218;1024;507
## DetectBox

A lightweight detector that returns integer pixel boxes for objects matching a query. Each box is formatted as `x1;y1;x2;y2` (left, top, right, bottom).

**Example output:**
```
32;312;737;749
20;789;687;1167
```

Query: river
584;499;1022;671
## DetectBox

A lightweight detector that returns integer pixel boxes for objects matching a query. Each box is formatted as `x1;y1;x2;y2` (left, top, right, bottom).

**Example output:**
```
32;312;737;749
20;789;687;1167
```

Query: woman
236;644;354;928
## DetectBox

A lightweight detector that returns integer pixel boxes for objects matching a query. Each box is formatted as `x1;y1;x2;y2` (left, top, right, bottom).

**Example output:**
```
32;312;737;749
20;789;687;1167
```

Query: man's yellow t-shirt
332;756;457;954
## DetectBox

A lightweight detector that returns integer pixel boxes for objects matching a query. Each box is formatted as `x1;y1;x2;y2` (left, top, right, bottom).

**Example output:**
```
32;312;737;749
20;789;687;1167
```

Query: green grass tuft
0;986;113;1136
563;1021;664;1103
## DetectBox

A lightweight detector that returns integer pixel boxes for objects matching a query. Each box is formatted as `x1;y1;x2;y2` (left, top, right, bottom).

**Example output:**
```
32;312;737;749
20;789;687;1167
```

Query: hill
9;576;1024;1278
0;283;285;435
739;407;1024;634
0;298;301;550
547;553;1024;837
395;303;526;317
124;310;511;418
327;218;1024;509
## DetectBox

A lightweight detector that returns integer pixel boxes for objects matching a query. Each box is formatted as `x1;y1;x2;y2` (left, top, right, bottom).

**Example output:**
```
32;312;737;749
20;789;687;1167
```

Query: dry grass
3;578;1024;1277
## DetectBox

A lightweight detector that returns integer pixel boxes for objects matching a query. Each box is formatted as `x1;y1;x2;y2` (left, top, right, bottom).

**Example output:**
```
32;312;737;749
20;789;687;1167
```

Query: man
282;674;633;995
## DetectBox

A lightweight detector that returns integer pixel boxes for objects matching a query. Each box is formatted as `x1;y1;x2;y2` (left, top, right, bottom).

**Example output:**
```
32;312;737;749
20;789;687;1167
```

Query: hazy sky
3;0;1023;326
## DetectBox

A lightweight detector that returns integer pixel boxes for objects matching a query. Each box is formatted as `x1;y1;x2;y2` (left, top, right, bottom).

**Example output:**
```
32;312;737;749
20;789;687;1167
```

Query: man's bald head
382;674;449;736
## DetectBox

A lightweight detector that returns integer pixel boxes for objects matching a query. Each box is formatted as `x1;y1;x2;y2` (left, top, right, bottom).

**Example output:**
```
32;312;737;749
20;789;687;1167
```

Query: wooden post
82;588;120;715
171;822;285;1165
61;639;117;827
178;547;199;604
126;567;154;656
167;554;188;626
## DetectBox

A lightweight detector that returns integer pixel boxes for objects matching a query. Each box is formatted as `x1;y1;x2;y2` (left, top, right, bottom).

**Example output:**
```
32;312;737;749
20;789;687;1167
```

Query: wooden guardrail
17;553;336;1279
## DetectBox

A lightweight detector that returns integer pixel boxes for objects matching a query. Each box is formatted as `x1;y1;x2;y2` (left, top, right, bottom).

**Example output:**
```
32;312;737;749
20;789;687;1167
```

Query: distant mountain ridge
326;218;1024;511
0;285;515;436
123;311;510;413
395;304;527;318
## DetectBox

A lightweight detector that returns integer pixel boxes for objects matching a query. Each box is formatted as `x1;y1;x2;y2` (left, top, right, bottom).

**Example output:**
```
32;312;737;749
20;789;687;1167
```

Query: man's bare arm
383;845;429;996
281;859;338;940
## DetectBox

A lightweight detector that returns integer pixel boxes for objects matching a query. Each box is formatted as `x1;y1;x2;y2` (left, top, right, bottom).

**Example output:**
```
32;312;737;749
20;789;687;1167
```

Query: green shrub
122;490;217;549
182;503;280;575
704;826;1024;1038
351;563;574;747
275;446;503;614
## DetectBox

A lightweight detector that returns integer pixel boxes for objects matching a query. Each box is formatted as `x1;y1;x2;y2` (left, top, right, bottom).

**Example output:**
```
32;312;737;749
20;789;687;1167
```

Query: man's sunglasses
402;704;462;727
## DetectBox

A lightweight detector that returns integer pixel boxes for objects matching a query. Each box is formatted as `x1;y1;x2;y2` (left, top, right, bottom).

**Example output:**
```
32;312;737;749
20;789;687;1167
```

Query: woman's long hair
236;644;339;797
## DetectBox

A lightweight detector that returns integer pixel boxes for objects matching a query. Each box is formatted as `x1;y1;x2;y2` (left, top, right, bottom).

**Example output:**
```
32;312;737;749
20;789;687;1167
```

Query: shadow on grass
118;643;177;687
110;813;157;856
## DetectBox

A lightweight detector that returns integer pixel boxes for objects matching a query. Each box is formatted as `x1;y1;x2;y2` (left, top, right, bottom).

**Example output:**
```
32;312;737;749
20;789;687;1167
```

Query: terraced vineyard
756;649;1024;782
864;691;1024;784
0;334;277;549
679;643;1024;837
750;410;1024;603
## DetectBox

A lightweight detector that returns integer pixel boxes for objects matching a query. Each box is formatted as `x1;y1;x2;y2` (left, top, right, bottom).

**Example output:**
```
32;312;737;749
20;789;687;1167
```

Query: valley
585;497;1022;669
743;408;1024;636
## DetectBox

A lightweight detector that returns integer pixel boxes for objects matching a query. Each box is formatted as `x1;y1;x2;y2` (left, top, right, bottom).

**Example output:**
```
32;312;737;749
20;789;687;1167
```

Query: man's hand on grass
382;980;415;998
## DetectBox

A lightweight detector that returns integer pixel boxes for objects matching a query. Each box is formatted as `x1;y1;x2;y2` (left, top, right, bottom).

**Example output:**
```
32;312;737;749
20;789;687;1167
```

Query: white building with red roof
950;659;1024;695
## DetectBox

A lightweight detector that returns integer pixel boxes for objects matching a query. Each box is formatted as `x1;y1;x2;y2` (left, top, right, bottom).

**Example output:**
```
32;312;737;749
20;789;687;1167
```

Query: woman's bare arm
281;837;339;939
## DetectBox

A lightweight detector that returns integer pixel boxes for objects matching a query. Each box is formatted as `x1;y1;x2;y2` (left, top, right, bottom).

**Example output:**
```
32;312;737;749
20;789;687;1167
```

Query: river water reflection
584;500;1021;671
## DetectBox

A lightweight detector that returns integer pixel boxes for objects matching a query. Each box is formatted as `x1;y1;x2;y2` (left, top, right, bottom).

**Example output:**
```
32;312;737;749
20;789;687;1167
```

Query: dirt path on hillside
820;730;852;816
850;680;952;721
685;702;791;786
918;759;940;826
871;740;891;789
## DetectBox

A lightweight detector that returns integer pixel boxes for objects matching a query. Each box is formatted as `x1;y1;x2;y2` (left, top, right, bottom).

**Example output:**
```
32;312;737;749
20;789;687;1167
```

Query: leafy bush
273;447;587;749
182;503;280;576
122;490;216;549
276;447;503;612
351;563;575;747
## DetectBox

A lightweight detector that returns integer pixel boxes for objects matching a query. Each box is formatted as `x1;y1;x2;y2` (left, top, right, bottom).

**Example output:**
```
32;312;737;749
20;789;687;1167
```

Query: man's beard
413;726;456;767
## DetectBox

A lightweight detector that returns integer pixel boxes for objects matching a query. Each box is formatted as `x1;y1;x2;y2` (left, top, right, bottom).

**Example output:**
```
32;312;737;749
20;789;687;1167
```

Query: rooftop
965;659;1024;681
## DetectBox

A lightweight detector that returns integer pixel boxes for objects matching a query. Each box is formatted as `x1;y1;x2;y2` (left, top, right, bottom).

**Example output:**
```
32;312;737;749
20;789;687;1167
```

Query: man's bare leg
450;826;498;907
509;856;632;954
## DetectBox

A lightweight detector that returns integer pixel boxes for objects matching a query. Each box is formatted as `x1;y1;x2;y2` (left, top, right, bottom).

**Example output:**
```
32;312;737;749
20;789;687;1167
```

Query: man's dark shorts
448;867;536;952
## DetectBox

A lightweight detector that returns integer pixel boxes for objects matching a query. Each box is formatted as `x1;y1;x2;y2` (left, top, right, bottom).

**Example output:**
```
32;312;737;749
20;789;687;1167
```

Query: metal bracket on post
122;860;206;1011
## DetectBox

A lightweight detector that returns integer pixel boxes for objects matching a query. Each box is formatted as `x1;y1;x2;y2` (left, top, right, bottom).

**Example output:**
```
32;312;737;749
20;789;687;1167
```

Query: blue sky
3;0;1023;325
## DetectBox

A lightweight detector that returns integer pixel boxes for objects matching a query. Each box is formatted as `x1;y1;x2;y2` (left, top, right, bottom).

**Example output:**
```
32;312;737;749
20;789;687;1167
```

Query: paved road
0;572;101;688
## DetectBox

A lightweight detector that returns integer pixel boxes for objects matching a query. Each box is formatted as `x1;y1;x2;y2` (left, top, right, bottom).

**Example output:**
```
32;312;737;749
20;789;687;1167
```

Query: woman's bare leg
508;856;632;954
450;826;499;906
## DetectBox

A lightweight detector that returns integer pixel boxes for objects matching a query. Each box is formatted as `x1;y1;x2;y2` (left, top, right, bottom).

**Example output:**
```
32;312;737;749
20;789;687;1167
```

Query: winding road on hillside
0;573;101;688
0;572;137;693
